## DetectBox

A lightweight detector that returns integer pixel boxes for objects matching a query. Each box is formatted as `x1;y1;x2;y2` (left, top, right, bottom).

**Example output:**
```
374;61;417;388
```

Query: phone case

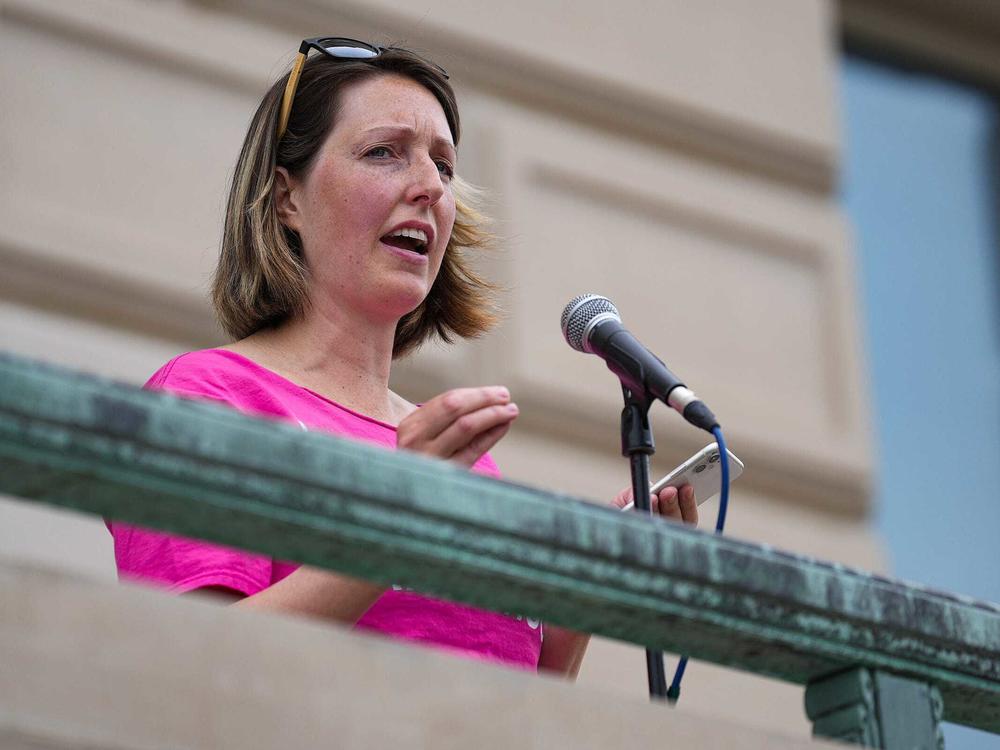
650;443;744;505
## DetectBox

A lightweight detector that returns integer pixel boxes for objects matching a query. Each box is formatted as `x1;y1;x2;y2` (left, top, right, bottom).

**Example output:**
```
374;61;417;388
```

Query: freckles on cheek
346;172;391;207
356;198;396;236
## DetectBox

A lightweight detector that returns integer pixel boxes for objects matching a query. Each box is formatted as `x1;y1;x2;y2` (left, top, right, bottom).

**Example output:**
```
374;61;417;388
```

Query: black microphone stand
620;384;668;700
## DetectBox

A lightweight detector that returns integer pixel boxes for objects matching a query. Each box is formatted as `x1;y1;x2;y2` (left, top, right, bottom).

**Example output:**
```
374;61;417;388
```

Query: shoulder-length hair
212;47;496;357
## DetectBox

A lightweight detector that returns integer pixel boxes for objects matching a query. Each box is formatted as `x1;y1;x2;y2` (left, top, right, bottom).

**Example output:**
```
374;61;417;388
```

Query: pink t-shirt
107;348;542;670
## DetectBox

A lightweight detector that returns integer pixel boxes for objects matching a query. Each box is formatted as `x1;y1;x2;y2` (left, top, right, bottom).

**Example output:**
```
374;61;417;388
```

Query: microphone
561;294;719;432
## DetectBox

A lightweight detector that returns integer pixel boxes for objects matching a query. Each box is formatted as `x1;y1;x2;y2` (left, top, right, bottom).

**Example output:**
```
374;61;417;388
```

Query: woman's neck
225;305;409;425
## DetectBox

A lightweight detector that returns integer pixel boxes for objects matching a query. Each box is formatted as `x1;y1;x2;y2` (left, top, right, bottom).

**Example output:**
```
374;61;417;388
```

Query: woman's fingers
677;484;699;526
396;386;518;467
611;486;632;510
654;485;699;526
429;402;518;459
611;487;659;511
614;484;698;527
451;419;512;467
415;386;511;440
655;486;682;520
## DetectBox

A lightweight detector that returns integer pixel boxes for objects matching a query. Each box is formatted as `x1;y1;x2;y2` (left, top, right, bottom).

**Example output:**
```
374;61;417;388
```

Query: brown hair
212;47;496;357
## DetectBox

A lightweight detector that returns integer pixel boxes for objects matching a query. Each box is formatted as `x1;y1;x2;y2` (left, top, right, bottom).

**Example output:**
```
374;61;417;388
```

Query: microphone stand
620;385;668;700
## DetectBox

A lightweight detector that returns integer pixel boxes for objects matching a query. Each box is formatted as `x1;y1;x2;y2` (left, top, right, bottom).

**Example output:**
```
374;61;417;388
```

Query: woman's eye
436;160;455;178
365;146;393;159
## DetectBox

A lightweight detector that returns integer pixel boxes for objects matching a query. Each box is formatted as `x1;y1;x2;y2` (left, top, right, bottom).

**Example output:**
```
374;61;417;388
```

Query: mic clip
620;385;655;460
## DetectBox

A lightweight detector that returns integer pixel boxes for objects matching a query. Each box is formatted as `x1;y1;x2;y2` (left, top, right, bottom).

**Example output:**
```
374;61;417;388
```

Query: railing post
805;668;945;749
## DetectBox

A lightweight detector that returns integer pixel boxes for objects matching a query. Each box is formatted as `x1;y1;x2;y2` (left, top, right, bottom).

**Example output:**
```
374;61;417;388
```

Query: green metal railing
1;351;997;748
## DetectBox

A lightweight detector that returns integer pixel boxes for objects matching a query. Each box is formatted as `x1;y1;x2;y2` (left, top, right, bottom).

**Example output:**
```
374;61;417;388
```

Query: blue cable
712;426;730;534
667;425;729;703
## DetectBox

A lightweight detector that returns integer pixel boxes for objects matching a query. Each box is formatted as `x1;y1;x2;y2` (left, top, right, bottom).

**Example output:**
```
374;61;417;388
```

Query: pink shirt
107;349;542;670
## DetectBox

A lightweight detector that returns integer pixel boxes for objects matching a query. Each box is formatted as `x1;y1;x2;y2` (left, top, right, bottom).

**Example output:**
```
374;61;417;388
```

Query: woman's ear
274;166;302;231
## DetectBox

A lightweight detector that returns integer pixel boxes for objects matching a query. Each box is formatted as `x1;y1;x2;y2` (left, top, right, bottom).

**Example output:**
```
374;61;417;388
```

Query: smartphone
621;443;744;511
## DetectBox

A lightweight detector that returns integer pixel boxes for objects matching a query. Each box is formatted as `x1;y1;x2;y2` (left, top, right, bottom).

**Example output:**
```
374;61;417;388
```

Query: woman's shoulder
145;348;274;403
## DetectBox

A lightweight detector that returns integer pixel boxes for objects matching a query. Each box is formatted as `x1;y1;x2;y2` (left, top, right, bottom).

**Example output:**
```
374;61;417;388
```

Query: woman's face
277;74;457;324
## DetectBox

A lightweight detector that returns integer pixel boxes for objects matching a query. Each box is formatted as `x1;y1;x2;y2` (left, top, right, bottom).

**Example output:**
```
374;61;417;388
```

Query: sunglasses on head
276;37;450;140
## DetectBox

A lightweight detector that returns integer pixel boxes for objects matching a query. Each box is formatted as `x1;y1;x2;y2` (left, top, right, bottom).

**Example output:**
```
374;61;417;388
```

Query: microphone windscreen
561;294;620;352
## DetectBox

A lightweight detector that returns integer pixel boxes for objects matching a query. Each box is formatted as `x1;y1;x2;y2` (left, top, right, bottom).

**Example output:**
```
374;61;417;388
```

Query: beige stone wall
1;561;844;750
0;0;883;740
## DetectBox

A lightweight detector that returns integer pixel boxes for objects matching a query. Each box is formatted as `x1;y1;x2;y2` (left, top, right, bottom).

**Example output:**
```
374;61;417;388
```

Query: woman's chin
374;282;432;320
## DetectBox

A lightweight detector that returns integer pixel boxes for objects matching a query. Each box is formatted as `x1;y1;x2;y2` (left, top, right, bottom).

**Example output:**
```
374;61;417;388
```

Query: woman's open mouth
380;227;429;255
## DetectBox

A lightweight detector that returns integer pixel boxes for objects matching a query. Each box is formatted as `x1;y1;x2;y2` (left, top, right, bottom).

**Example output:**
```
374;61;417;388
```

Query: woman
108;38;698;677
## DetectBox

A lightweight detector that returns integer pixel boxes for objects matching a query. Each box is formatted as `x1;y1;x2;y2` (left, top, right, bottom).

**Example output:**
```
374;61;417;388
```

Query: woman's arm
537;625;590;678
188;566;384;625
189;387;521;619
233;566;384;622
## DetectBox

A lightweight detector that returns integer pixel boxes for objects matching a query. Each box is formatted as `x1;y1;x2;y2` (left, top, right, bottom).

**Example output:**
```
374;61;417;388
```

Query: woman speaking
107;37;697;676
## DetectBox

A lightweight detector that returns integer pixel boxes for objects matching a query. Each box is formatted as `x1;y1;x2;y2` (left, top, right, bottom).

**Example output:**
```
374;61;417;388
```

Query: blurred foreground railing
0;351;997;748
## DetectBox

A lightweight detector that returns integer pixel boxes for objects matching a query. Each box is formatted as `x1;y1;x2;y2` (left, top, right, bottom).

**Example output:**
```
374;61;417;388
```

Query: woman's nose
406;155;445;206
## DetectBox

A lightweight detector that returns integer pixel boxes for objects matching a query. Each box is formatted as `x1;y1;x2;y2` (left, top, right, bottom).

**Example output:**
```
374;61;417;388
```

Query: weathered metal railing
1;351;997;747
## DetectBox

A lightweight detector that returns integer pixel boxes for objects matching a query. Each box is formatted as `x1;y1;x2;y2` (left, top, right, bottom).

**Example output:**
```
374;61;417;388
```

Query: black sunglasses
277;37;450;140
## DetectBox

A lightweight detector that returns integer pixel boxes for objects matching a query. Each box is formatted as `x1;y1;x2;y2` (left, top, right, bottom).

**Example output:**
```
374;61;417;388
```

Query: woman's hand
610;484;699;526
397;386;518;467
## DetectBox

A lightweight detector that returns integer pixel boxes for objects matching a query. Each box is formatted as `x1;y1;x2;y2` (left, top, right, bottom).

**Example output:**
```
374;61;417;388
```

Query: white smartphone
621;443;744;511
